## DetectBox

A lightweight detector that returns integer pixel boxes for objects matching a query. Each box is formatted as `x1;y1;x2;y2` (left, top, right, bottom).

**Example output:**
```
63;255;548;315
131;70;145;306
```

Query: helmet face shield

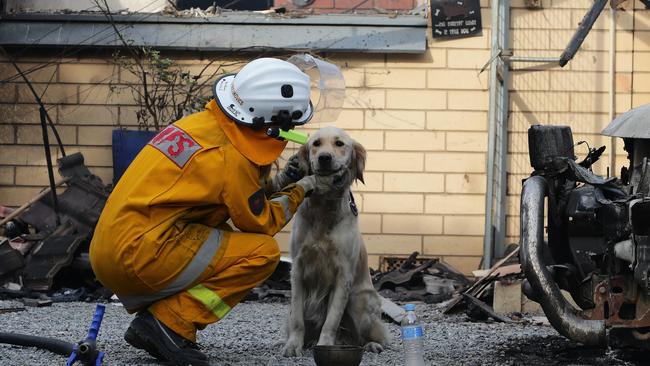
286;54;346;124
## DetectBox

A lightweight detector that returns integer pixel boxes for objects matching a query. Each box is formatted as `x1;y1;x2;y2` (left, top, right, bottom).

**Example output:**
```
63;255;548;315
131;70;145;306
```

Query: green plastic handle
277;129;309;145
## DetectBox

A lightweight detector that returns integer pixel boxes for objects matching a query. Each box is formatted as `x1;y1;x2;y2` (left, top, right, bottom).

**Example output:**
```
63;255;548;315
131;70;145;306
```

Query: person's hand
297;170;348;195
283;154;307;182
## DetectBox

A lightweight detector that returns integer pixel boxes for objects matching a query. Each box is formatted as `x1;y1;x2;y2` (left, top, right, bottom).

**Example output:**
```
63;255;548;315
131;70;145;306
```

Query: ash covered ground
0;300;647;365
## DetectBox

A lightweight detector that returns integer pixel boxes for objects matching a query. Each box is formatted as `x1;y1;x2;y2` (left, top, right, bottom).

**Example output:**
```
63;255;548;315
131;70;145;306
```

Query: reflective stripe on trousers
119;229;224;309
270;195;292;223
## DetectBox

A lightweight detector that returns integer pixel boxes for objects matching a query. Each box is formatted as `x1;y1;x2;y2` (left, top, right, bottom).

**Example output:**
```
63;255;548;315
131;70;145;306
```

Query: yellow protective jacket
92;100;304;257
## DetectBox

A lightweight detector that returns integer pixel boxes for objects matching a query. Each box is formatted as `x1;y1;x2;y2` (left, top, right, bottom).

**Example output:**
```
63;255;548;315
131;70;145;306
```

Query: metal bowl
312;345;364;366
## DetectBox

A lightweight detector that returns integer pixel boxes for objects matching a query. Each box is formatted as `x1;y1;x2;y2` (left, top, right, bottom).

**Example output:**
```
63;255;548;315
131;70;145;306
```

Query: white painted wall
6;0;168;13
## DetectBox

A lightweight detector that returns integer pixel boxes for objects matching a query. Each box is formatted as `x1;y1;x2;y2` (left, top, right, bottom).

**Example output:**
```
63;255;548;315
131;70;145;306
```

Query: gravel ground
0;300;647;365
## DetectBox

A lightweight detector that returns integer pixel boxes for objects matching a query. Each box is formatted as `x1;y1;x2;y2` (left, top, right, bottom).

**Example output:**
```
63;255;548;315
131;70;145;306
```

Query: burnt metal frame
482;0;612;268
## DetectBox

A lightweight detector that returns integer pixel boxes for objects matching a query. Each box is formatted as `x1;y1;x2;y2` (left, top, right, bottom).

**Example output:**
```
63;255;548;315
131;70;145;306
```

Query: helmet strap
251;117;265;130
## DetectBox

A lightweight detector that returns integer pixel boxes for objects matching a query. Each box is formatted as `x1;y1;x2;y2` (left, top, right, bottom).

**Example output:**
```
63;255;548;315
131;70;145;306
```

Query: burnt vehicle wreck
520;104;650;349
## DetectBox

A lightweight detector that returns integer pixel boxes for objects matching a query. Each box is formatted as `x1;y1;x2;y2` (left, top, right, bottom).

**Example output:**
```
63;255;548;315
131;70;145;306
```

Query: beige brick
365;151;424;172
346;130;383;150
386;90;446;110
363;193;423;213
441;256;482;275
617;73;633;93
568;51;633;72
17;84;78;104
340;68;364;88
366;69;426;89
427;69;488;90
444;215;485;235
0;167;14;185
425;152;486;173
359;214;382;234
550;71;610;92
633;93;650;108
65;146;113;167
571;8;634;31
549;0;598;9
15;166;64;186
448;91;488;111
16;125;76;145
383;214;443;235
635;73;650;93
353;172;383;192
1;63;58;83
569;92;632;113
447;49;491;69
329;54;386;68
311;109;364;130
365;110;426;130
0;125;14;143
510;91;570;112
446;173;486;194
550;30;633;51
511;9;573;29
446;132;488;152
636;10;650;30
77;126;115;146
363;234;422;255
0;104;42;124
0;83;16;103
343;89;385;109
423;235;483;256
430;31;490;49
633;52;650;72
59;63;118;84
509;112;548;132
425;194;484;214
427;111;487;131
384;172;444;193
386;48;447;69
509;71;550;91
0;145;58;165
367;255;381;270
511;29;550;50
0;187;44;207
59;105;119;125
79;84;137;105
385;131;445;151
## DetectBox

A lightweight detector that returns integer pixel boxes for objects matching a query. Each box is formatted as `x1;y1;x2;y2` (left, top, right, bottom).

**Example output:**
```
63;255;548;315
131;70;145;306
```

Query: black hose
0;332;74;356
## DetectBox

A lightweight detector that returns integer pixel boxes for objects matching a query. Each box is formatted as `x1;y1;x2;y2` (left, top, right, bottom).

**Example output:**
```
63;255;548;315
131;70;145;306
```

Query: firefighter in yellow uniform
90;58;344;366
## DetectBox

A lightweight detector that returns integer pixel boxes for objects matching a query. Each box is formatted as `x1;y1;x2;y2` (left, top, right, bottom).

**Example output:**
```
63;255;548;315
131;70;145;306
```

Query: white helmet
213;58;313;129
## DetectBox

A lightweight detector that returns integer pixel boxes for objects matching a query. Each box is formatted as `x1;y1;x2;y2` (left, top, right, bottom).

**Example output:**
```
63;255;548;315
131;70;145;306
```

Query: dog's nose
318;154;332;165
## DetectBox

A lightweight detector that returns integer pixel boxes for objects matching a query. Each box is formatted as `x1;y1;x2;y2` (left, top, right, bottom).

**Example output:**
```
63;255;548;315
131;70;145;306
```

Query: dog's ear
351;141;366;184
297;143;312;175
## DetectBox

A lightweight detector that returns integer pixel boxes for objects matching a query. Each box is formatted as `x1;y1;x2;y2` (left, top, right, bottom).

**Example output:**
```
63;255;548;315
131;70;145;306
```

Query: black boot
124;311;209;366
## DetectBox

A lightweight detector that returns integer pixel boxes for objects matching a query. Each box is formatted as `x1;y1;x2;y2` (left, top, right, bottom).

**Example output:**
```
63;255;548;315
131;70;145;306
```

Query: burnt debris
0;153;113;302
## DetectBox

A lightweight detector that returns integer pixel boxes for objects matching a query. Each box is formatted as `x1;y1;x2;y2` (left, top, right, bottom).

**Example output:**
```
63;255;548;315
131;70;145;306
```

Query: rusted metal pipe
520;176;607;345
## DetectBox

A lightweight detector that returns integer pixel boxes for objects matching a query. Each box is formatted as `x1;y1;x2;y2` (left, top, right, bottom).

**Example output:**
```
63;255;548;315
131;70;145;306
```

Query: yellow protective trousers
90;100;304;342
92;222;280;342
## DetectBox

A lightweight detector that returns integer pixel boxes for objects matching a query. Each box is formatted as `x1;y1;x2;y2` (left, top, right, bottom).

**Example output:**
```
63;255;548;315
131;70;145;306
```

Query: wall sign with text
431;0;483;38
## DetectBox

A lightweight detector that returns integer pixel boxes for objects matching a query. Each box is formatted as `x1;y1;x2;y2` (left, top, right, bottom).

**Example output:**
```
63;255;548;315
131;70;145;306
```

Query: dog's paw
316;335;335;346
282;339;304;357
364;342;384;353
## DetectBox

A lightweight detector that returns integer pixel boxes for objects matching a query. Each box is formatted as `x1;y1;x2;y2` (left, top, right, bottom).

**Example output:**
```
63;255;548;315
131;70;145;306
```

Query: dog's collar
349;191;358;217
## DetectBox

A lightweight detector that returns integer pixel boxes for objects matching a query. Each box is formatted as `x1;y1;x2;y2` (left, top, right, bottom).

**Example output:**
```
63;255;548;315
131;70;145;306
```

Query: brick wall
1;1;648;274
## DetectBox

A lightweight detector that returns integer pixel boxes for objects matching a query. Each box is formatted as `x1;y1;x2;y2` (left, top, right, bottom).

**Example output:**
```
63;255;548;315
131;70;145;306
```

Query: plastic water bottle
401;304;425;366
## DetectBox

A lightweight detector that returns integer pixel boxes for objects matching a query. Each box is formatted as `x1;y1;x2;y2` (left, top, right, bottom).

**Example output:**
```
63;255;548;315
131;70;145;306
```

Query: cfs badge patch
248;189;265;216
149;125;202;168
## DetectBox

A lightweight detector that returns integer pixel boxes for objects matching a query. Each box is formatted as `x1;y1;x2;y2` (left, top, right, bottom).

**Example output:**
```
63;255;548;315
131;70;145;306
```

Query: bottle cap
404;304;415;311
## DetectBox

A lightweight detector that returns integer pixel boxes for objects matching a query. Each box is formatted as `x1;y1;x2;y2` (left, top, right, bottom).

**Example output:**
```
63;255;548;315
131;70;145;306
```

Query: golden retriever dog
282;126;389;357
